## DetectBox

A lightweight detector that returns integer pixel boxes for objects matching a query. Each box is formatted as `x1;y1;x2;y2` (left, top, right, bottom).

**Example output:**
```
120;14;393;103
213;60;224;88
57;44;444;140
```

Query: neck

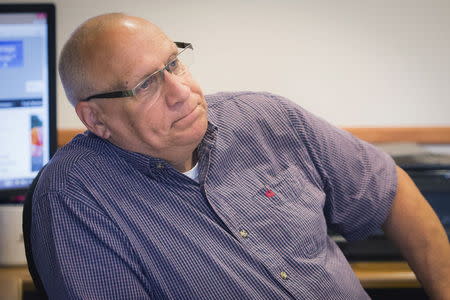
170;150;197;173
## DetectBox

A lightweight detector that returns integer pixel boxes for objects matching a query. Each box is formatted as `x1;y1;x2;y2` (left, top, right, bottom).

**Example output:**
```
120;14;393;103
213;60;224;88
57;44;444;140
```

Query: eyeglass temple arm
174;41;192;50
83;90;134;102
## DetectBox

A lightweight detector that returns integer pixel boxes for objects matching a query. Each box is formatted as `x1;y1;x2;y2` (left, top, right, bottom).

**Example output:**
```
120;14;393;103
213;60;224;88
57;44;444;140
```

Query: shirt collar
89;121;218;177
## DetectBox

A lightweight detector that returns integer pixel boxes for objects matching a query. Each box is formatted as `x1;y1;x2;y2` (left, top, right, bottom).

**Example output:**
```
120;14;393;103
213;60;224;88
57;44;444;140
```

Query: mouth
173;104;201;127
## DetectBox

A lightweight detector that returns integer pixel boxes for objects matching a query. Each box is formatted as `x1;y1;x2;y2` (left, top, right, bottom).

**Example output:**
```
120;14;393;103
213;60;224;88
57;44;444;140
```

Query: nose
163;69;190;107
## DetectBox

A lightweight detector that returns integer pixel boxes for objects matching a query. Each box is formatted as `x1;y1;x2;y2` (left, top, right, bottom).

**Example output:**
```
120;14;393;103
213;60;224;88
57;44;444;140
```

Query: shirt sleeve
274;94;398;241
31;191;152;299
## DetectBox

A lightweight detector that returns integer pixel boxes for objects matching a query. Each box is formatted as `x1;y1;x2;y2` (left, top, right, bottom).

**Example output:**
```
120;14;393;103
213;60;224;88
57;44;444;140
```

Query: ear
75;101;111;139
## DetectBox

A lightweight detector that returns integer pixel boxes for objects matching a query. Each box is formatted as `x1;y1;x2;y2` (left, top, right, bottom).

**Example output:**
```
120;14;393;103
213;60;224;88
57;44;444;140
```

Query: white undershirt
183;162;199;183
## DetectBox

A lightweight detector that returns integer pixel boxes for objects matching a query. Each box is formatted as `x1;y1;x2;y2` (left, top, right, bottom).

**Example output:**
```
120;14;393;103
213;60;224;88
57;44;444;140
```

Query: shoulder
206;91;289;109
35;132;116;196
205;91;302;125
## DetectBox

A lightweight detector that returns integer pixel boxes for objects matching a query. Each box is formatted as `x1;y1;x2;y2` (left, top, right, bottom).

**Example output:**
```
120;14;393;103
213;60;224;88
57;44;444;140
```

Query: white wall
4;0;450;128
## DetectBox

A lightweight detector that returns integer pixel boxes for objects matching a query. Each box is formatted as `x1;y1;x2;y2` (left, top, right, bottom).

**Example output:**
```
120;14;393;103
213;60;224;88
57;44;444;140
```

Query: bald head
59;13;167;106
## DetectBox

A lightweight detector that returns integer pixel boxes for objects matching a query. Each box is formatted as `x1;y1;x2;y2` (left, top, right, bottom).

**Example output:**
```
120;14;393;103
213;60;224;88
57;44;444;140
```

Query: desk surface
0;266;32;300
352;261;420;289
0;261;420;299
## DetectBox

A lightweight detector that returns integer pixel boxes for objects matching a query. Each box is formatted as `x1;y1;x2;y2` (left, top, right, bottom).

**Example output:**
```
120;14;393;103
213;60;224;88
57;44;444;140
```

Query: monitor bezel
0;3;56;200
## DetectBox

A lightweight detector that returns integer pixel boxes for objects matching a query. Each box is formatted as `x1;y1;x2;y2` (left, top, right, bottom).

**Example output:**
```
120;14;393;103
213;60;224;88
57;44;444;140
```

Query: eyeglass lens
134;47;193;101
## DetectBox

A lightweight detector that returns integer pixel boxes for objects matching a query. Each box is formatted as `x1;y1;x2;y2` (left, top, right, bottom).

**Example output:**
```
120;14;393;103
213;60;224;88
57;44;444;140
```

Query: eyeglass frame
81;41;193;102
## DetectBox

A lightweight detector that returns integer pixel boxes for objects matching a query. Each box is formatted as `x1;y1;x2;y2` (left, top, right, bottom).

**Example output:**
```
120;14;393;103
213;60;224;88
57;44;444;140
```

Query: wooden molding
345;127;450;144
58;129;85;148
58;127;450;148
351;261;420;289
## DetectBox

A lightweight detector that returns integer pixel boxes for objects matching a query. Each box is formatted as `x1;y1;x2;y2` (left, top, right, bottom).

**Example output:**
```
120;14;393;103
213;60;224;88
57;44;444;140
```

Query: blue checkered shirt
32;91;397;299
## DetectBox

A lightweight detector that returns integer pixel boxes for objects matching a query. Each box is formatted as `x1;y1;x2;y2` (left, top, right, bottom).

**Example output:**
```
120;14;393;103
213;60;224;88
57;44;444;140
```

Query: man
32;13;449;299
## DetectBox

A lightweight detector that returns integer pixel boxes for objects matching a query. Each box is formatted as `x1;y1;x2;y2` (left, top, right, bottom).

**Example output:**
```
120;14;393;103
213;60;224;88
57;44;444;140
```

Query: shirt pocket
247;169;328;259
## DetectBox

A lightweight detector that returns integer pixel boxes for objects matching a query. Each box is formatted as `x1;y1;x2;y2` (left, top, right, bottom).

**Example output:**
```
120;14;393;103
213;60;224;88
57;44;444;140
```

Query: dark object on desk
366;288;428;300
336;150;450;261
22;280;44;300
23;169;48;299
394;153;450;171
336;236;404;261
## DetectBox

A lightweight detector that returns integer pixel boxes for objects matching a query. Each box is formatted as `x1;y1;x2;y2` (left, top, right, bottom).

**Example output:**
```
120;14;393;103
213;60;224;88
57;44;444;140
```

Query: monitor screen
0;4;56;201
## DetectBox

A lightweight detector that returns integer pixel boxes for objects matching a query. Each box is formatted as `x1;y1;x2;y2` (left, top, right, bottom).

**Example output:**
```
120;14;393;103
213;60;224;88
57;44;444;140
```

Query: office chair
22;167;48;299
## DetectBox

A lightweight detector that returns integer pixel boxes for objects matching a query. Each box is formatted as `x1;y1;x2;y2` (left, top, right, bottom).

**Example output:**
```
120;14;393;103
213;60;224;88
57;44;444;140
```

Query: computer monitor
0;4;56;202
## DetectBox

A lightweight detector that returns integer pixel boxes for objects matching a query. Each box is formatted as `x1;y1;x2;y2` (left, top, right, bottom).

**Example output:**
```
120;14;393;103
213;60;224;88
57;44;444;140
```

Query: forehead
121;37;176;87
91;20;177;89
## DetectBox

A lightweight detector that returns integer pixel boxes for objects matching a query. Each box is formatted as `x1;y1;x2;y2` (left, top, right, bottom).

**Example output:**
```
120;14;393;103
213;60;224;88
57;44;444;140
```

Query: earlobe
75;102;111;139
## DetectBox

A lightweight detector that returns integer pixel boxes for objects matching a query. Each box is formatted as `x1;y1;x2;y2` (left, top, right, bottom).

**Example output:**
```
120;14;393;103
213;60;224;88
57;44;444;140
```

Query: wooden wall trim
57;127;450;148
351;261;420;288
345;127;450;144
58;129;84;148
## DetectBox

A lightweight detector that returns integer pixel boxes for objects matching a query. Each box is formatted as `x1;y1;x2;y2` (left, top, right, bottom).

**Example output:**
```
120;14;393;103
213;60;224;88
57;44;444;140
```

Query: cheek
188;78;204;98
127;102;170;138
100;104;131;132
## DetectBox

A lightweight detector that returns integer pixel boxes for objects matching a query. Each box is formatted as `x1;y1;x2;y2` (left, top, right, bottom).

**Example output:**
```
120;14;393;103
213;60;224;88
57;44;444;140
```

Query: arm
382;166;450;300
32;192;151;299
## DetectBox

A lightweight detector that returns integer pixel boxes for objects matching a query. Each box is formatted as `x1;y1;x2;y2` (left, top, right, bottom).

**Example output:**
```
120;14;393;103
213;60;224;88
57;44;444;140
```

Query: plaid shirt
32;91;397;299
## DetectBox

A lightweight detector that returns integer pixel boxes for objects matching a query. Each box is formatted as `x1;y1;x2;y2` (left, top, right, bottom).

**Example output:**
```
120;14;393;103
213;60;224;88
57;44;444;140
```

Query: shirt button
156;163;164;169
280;271;288;280
239;229;249;238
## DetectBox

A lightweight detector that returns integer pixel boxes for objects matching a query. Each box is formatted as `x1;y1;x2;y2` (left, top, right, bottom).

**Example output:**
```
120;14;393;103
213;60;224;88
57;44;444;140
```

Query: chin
180;112;208;147
191;112;208;140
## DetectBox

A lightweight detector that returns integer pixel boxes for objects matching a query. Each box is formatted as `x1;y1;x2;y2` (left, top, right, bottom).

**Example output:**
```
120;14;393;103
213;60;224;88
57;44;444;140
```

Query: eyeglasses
81;41;193;102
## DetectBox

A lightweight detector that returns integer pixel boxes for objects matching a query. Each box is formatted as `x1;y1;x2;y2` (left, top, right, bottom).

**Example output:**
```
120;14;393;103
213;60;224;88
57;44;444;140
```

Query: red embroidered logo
265;190;275;198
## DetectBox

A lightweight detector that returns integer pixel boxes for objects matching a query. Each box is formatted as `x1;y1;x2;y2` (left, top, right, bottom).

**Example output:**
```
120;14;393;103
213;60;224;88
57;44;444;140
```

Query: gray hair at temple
58;13;127;107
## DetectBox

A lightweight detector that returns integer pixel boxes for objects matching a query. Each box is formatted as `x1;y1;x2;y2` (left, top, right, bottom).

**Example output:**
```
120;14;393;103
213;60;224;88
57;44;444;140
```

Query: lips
173;103;201;127
177;104;196;121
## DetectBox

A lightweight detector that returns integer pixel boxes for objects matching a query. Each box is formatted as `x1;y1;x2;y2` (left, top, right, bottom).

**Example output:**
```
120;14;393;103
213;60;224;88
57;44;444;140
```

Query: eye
167;58;179;73
137;75;156;91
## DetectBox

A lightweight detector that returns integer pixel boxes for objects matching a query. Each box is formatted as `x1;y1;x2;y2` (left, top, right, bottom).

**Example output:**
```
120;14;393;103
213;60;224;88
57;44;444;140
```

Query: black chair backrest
22;167;48;299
